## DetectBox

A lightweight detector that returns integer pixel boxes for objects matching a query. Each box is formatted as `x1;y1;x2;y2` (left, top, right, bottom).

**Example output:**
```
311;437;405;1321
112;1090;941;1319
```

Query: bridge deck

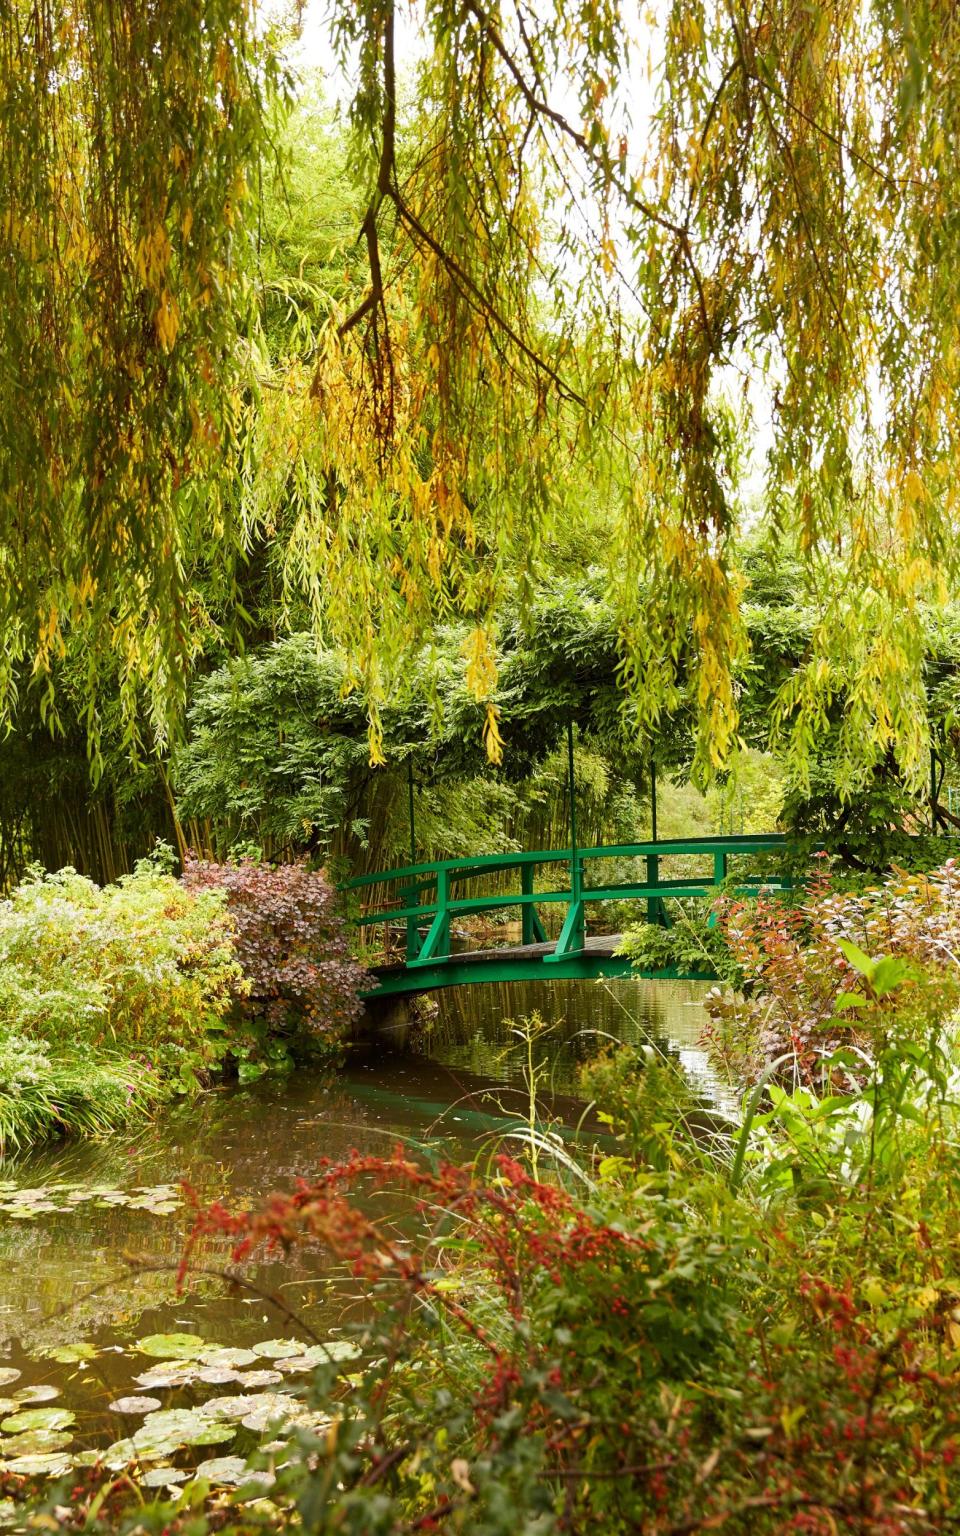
375;931;624;976
359;932;699;999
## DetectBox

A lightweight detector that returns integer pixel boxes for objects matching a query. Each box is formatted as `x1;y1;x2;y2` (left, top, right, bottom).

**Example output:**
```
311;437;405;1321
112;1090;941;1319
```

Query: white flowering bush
0;856;245;1126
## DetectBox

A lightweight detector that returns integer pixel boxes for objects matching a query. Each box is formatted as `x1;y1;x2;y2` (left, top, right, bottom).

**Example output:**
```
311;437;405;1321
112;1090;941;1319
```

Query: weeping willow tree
0;0;277;758
2;0;959;794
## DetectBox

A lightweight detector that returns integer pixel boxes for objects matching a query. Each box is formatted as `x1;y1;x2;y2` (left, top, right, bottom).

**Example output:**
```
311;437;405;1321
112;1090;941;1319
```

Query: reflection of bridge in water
345;833;793;999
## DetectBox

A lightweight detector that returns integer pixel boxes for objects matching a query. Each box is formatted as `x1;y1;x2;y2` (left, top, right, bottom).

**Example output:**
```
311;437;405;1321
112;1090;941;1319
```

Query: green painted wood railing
342;834;794;970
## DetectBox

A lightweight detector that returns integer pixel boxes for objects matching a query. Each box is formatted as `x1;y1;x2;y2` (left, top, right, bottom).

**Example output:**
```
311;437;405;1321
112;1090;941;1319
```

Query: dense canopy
2;0;959;789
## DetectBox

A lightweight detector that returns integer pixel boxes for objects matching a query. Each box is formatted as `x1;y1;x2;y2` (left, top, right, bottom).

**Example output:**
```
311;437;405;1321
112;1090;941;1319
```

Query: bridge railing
342;834;793;970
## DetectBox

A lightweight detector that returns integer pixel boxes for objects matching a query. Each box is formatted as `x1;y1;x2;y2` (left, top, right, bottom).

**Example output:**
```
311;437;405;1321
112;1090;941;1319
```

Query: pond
0;976;727;1482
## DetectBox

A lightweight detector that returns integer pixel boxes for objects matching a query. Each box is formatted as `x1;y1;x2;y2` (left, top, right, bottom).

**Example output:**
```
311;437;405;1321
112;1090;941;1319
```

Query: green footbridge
345;832;793;999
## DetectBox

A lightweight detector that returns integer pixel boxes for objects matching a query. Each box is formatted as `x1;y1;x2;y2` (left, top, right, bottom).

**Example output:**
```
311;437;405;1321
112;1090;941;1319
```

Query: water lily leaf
1;1407;75;1433
250;1339;307;1360
200;1347;258;1369
44;1344;96;1365
13;1386;59;1404
277;1340;362;1372
194;1454;249;1485
134;1409;236;1454
141;1466;189;1488
0;1372;20;1388
0;1430;73;1455
195;1367;244;1385
204;1392;292;1425
103;1438;138;1470
0;1452;73;1476
108;1396;162;1415
0;1402;16;1417
243;1404;328;1433
238;1369;283;1388
133;1364;198;1390
136;1333;206;1359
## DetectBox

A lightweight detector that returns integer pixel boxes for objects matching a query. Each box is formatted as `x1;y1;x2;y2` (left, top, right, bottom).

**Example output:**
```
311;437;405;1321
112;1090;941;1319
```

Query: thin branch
391;185;587;406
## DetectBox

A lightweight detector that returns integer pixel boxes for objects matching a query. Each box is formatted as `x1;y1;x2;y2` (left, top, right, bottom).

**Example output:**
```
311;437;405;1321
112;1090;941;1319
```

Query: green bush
0;856;245;1145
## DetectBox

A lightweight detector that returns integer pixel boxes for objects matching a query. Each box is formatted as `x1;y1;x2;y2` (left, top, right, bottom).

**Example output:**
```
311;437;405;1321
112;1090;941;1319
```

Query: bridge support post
545;896;585;963
404;883;422;960
707;851;729;929
645;852;668;928
521;862;548;945
407;867;450;968
404;758;421;960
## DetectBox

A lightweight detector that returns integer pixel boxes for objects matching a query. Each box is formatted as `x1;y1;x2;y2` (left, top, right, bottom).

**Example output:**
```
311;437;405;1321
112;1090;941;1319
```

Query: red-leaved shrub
181;855;370;1052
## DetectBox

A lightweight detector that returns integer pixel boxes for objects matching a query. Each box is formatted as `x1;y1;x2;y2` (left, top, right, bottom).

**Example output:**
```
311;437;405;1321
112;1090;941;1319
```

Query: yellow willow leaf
367;722;386;768
903;468;925;509
464;626;497;700
483;703;504;766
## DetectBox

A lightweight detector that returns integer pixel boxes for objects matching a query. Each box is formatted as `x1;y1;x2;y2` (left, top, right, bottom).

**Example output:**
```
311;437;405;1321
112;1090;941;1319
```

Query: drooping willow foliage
2;0;959;791
0;0;276;757
295;0;960;788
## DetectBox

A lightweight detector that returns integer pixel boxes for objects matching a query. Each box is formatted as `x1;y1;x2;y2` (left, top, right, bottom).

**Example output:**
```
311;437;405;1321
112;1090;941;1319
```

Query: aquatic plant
0;1035;160;1155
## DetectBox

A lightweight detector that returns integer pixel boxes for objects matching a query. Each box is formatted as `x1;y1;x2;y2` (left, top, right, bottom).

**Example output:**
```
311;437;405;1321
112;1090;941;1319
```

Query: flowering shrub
0;860;242;1083
181;855;370;1062
703;859;960;1083
0;858;245;1148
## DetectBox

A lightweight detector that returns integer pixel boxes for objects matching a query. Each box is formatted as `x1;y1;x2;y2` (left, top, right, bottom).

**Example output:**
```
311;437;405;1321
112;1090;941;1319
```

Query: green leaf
135;1333;207;1360
835;939;874;977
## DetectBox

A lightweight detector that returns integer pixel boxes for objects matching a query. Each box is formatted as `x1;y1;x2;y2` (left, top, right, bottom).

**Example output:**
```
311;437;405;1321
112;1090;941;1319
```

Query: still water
0;977;724;1462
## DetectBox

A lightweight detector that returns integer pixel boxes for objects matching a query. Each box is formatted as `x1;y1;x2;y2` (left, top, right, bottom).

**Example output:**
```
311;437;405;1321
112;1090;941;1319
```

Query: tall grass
0;1033;162;1156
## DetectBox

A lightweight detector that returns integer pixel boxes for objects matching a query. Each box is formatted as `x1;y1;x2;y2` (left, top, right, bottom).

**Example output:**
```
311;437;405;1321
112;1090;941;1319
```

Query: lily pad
194;1454;249;1485
134;1408;235;1455
277;1340;362;1372
1;1407;75;1434
13;1385;59;1404
0;1371;20;1389
0;1430;73;1456
244;1403;328;1433
238;1369;283;1388
0;1452;74;1477
204;1391;292;1425
44;1343;96;1365
136;1332;206;1359
250;1338;307;1360
141;1466;189;1488
195;1367;244;1385
108;1396;162;1415
200;1347;258;1369
74;1450;105;1467
134;1363;198;1389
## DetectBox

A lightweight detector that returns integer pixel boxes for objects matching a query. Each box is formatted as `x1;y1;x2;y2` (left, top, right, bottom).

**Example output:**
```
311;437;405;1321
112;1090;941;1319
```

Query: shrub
181;855;370;1066
703;859;960;1083
0;860;242;1084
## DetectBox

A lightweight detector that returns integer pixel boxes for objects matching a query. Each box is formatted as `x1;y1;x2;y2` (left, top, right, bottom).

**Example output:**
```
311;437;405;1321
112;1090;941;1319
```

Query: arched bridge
344;834;794;999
